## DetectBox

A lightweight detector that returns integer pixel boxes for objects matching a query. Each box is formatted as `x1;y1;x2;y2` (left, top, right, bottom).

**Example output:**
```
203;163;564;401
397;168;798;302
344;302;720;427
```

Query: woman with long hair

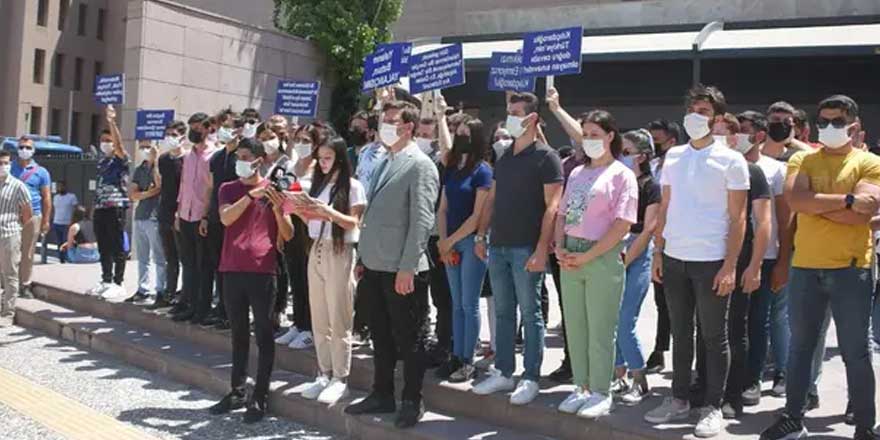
297;136;367;405
61;205;100;264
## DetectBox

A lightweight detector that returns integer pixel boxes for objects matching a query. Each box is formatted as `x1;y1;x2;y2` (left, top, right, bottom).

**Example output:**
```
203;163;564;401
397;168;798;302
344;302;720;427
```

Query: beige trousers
19;215;40;287
0;234;22;316
307;239;356;378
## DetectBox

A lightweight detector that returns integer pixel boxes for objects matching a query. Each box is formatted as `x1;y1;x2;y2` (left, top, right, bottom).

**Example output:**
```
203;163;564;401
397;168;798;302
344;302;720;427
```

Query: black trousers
362;268;430;403
177;220;210;318
427;236;452;354
663;256;731;409
653;281;671;353
284;217;311;332
93;207;126;285
158;220;179;297
549;253;570;366
353;268;370;338
204;221;226;319
224;272;276;403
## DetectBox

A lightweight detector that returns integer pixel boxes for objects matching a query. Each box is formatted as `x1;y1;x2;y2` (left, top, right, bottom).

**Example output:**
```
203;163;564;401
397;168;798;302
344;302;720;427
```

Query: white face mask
582;139;606;159
734;134;753;154
138;147;152;162
493;139;512;156
263;138;280;155
415;137;433;155
207;132;218;144
217;127;235;143
18;148;34;160
379;123;400;147
100;142;115;155
235;159;257;178
683;112;711;141
159;136;181;153
818;125;852;149
506;115;526;139
293;142;312;160
0;164;10;177
241;123;258;139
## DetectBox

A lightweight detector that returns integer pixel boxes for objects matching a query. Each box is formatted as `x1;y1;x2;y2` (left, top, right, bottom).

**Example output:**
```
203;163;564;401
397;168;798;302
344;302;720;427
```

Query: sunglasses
816;117;849;129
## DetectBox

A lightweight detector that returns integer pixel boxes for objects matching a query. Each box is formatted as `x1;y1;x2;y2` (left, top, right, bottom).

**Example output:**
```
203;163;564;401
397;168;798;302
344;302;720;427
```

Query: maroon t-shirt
218;179;278;274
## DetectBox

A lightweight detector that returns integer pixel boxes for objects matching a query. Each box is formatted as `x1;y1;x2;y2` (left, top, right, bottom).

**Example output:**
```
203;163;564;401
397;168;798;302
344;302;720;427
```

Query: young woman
612;129;662;405
555;110;638;419
60;206;99;264
297;137;366;405
435;119;492;382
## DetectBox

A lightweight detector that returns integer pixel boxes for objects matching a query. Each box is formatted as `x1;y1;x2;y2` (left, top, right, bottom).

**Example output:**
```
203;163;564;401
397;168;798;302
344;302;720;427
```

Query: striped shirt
0;176;32;238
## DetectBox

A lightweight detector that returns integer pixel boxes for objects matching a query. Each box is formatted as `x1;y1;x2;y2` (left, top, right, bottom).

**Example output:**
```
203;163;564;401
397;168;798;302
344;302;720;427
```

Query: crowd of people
0;82;878;439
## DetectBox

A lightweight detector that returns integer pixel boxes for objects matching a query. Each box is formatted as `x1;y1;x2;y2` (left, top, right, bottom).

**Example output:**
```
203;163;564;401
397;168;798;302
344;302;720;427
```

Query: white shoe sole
317;389;349;405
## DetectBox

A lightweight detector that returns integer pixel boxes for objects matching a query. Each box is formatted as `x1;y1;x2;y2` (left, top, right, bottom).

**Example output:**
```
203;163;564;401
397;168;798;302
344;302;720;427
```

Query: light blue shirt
356;142;387;191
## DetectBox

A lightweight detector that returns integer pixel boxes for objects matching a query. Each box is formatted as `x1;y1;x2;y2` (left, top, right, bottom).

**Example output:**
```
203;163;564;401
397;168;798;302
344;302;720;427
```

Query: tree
273;0;404;133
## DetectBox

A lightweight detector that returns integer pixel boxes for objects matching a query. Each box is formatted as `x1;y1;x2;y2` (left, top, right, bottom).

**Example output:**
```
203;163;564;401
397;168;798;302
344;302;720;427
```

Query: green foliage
273;0;404;131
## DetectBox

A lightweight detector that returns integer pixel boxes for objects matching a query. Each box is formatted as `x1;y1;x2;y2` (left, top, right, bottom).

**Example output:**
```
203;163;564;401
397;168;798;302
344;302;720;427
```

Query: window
94;61;103;77
37;0;48;27
33;49;46;84
30;107;43;136
74;57;84;91
53;53;65;87
58;0;69;31
77;3;87;36
97;8;106;41
71;112;81;147
89;114;100;147
50;108;63;136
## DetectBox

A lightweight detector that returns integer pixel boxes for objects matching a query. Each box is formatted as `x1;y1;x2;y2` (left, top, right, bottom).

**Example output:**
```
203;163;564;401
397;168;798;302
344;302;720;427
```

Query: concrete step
14;297;540;440
30;282;677;440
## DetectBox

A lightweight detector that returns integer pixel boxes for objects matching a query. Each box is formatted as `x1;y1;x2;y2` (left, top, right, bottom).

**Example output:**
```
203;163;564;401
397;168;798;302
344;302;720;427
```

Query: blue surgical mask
620;155;637;170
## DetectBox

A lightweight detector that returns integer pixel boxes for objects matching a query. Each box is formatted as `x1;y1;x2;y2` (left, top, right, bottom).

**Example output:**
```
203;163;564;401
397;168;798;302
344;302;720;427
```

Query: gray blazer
359;141;439;274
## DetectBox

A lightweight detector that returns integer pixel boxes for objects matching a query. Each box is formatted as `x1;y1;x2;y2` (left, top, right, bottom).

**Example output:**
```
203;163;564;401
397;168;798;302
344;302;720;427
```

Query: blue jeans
873;285;880;349
52;223;69;263
808;305;831;396
614;238;652;370
747;259;791;384
134;219;167;296
489;245;545;381
785;267;875;429
446;235;488;363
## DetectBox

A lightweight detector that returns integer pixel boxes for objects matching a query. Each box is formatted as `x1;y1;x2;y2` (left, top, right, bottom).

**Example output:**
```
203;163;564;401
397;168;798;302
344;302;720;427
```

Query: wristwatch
845;193;855;210
475;235;487;244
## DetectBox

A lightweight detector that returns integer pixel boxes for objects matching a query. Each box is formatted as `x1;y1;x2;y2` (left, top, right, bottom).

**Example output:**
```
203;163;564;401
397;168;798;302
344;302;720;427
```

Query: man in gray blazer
345;100;440;429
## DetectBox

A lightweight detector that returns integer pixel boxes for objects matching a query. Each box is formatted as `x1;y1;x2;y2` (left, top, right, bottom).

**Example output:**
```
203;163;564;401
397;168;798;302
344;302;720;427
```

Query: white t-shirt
52;193;78;224
755;155;786;260
660;140;750;261
307;178;367;243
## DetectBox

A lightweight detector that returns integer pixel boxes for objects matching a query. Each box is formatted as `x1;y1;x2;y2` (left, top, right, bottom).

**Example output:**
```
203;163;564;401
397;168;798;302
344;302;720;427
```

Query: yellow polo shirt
789;148;880;269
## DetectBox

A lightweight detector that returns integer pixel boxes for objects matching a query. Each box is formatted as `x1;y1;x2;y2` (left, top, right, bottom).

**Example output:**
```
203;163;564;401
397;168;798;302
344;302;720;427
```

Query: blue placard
362;46;403;92
521;27;583;77
488;51;536;92
376;42;413;75
135;110;174;140
93;73;125;104
274;80;320;117
408;43;465;95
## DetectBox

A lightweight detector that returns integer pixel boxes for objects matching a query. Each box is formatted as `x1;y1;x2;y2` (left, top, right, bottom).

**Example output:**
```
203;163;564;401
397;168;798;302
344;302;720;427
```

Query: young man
0;150;32;321
208;137;293;424
644;85;749;438
347;111;375;170
127;140;165;304
153;121;188;310
471;92;563;406
344;100;439;429
12;136;51;299
761;102;815;162
761;95;880;440
172;113;217;324
51;181;77;264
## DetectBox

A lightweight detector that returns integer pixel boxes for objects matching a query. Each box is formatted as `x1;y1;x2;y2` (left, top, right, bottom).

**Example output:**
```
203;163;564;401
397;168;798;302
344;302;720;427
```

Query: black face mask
188;130;205;144
767;121;793;143
349;128;368;146
453;135;472;153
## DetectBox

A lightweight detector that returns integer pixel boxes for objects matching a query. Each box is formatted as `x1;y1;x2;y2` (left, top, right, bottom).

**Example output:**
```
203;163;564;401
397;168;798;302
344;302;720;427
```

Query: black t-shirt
745;162;770;246
208;148;239;223
490;142;563;247
632;174;661;234
157;152;183;224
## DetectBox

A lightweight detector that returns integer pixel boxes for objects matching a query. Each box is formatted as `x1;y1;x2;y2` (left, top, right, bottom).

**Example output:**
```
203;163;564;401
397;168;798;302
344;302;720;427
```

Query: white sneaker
101;284;126;299
644;397;691;423
577;392;613;419
289;331;314;349
88;282;109;296
301;375;330;400
694;407;724;438
509;379;539;405
275;327;300;345
472;372;516;396
558;388;590;414
316;378;349;405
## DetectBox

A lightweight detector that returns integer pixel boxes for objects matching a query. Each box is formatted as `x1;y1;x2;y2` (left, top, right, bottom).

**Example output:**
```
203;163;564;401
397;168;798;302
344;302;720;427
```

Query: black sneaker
805;393;820;412
19;285;34;300
548;362;573;383
200;315;223;328
645;351;665;374
845;401;855;425
124;291;149;303
434;357;462;380
771;374;787;397
242;399;267;424
760;414;807;440
394;400;424;429
425;346;449;369
171;309;194;322
214;320;231;331
855;427;879;440
147;296;173;310
611;378;630;395
208;391;246;415
448;363;476;383
345;393;396;415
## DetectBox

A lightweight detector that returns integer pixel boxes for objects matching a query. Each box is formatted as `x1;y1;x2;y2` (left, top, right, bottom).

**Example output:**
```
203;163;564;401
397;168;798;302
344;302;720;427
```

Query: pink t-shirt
177;143;217;222
561;160;638;241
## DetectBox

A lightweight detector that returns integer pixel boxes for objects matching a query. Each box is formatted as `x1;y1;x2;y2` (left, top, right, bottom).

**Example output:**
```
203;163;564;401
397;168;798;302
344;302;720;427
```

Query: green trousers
560;236;625;394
